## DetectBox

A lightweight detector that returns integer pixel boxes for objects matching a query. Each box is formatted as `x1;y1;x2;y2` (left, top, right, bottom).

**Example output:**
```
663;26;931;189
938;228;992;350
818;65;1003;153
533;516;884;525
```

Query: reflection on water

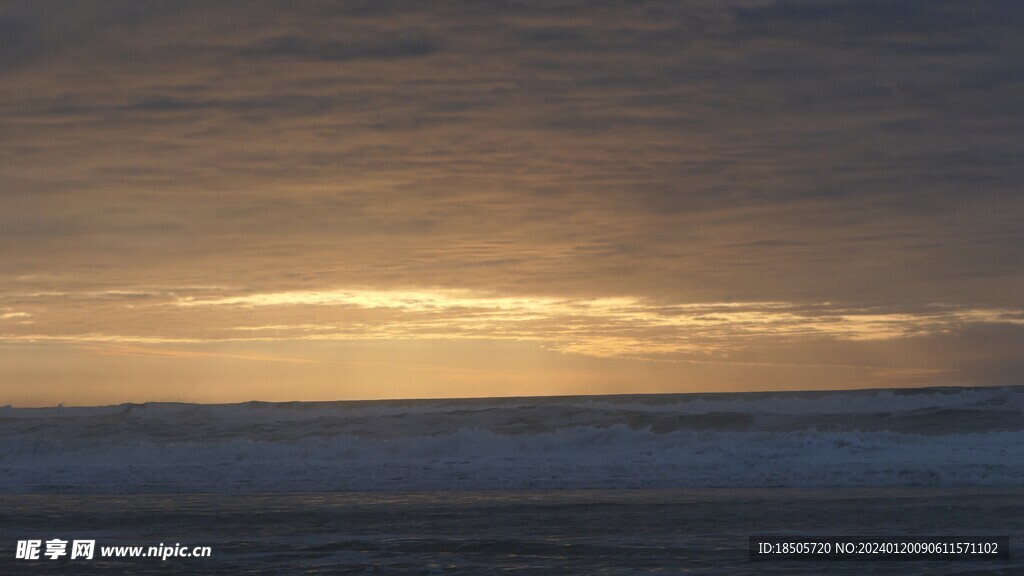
1;488;1021;575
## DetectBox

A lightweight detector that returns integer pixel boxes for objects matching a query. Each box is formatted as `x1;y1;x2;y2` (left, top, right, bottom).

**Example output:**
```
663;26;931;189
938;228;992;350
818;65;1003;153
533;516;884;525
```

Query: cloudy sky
2;0;1022;406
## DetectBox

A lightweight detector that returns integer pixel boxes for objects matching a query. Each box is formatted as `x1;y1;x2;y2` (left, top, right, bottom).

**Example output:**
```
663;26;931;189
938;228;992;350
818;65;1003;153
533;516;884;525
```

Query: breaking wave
2;386;1022;493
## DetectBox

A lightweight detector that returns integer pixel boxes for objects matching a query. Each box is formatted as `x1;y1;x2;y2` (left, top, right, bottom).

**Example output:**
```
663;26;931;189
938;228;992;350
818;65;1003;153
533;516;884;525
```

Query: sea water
2;386;1022;493
1;386;1021;573
0;488;1021;574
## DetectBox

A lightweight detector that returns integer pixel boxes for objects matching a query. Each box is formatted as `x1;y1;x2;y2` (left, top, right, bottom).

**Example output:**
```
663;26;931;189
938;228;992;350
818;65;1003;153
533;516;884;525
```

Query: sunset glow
2;1;1022;406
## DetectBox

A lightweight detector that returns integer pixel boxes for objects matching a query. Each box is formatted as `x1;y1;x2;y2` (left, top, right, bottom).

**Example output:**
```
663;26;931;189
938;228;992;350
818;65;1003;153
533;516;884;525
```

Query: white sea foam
1;386;1021;493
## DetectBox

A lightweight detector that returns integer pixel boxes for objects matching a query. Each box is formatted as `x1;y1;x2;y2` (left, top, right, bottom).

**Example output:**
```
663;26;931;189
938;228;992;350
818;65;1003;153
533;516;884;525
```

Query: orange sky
2;1;1023;406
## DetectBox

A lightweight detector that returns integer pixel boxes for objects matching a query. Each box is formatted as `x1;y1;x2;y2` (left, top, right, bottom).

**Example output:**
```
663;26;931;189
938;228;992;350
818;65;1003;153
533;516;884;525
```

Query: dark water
5;386;1023;492
1;487;1020;575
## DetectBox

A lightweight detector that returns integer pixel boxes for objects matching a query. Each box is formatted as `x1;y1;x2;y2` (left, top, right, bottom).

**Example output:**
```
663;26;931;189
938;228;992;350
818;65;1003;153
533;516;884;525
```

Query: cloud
79;343;319;364
4;286;1023;369
237;33;439;62
1;0;1022;399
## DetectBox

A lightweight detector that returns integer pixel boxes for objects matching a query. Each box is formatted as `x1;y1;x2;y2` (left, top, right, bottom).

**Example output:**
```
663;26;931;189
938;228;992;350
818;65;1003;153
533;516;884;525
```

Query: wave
1;385;1022;493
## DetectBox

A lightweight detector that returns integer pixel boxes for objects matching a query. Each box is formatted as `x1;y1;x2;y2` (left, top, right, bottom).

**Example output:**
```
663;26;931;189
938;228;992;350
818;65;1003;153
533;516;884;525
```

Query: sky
1;0;1023;406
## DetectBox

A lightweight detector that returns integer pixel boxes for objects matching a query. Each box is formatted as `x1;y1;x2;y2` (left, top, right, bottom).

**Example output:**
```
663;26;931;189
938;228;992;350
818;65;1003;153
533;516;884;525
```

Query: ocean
1;386;1021;573
0;488;1021;574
